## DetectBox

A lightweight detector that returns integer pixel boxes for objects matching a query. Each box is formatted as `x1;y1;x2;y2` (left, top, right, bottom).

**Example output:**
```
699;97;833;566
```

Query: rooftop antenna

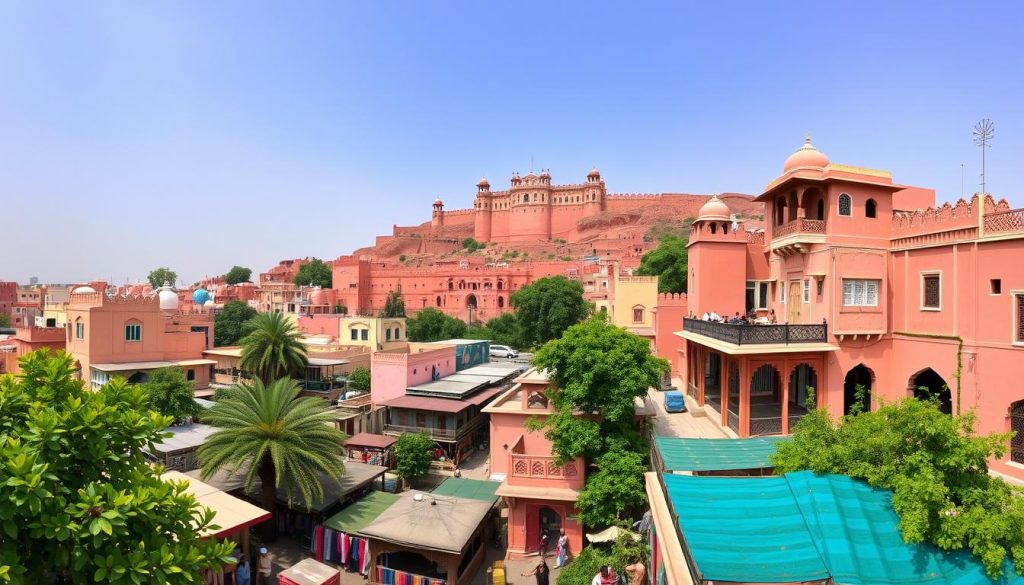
530;155;534;173
960;163;964;199
973;118;994;196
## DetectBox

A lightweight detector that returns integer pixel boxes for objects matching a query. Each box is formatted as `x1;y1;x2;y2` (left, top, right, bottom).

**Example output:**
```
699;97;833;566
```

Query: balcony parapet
769;219;826;255
682;318;828;346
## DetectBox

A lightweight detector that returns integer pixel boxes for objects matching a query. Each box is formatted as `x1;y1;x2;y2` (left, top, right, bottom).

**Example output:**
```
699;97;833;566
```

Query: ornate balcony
682;318;829;346
509;454;580;481
769;218;826;254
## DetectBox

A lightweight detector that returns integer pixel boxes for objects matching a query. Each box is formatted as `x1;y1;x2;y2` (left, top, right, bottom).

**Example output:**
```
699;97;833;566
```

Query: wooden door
525;504;540;553
788;281;802;323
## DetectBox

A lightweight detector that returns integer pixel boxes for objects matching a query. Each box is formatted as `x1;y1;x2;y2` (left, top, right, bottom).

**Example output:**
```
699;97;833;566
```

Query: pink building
677;137;1024;482
66;285;216;390
482;369;586;560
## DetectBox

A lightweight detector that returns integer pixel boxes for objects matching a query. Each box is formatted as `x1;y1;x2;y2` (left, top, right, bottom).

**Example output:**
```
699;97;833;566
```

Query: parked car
664;390;687;413
489;344;519;359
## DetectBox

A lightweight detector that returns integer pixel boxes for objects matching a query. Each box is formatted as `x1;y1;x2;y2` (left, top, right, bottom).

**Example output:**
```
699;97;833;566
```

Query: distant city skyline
2;1;1022;285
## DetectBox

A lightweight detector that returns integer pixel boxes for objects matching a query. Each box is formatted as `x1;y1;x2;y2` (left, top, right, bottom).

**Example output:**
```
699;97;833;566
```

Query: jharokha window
633;306;645;323
922;274;941;310
838;193;852;217
1015;293;1024;344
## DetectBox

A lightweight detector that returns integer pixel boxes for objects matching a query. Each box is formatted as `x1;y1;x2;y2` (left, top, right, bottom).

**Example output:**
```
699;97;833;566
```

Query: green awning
322;491;399;534
654;436;788;472
430;478;500;503
664;471;1024;584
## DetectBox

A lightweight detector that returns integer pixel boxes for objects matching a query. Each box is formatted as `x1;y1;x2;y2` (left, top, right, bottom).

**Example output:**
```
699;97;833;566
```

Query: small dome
433;197;444;206
203;300;216;307
587;167;601;177
192;289;210;305
783;135;829;172
539;169;551;178
158;289;178;311
72;285;96;294
697;195;732;222
477;177;490;188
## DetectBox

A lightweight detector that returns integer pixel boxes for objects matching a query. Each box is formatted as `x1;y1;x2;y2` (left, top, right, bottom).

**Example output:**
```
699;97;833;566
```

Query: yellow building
609;267;658;342
337;316;407;352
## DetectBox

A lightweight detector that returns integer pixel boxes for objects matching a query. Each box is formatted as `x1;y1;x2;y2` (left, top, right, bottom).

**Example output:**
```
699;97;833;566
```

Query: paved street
648;378;732;439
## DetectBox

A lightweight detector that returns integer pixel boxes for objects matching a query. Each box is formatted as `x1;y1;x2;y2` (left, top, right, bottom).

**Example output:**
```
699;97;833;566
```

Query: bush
347;367;371;391
394;433;434;482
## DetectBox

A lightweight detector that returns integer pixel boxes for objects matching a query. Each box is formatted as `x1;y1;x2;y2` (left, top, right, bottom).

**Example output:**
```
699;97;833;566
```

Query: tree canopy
347;367;371;392
464;313;521;348
576;450;649;527
393;433;434;482
636;234;688;293
222;266;252;285
0;351;234;584
406;308;466;342
510;276;590;348
147;267;178;288
213;300;258;347
239;312;307;384
0;313;9;328
380;290;406;318
141;367;201;424
293;258;332;288
198;379;346;516
771;397;1024;578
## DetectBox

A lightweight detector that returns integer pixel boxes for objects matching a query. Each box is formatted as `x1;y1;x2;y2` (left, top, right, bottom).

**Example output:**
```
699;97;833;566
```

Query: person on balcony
768;309;778;324
709;311;720;322
701;311;711;321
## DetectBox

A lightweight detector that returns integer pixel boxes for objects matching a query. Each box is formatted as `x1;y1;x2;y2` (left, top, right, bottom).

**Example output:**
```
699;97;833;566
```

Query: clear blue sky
2;1;1022;285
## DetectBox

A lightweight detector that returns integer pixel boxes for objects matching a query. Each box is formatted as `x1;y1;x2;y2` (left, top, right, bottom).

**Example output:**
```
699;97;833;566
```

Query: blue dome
192;289;210;305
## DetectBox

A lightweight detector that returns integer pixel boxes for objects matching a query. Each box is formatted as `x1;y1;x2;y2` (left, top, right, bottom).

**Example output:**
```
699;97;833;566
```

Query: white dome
158;289;179;311
203;300;216;307
72;286;97;294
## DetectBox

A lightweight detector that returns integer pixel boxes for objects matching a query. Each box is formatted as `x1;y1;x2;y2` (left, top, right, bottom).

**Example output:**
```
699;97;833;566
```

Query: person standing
625;560;647;585
521;559;550;585
540;531;549;557
235;556;251;585
554;529;569;568
592;565;617;585
255;548;272;585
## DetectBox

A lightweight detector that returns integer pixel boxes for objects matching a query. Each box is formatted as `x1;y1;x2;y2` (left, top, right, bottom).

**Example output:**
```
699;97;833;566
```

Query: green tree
380;290;406;318
142;367;201;424
347;367;371;392
461;237;485;252
213;300;259;347
485;313;522;348
198;379;346;516
0;313;9;328
576;451;649;526
771;397;1024;578
406;308;467;342
223;266;252;285
393;433;434;484
147;267;178;288
239;312;308;384
0;351;235;584
293;258;332;288
636;234;688;293
510;276;590;348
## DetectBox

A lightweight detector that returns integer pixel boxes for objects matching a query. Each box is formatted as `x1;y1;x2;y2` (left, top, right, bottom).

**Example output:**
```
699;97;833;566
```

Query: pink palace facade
679;137;1024;482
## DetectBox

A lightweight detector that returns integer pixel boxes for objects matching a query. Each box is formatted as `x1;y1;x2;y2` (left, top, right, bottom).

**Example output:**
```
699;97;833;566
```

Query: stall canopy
344;433;397;450
358;491;491;554
430;478;500;504
162;471;270;538
664;471;1024;584
277;558;340;585
654;436;788;472
322;491;400;534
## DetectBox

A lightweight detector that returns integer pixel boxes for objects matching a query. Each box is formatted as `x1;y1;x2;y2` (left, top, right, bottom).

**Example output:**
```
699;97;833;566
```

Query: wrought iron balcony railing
683;318;828;345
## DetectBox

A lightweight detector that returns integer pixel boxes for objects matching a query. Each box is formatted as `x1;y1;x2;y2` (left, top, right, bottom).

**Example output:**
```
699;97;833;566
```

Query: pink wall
370;346;456;407
654;293;687;375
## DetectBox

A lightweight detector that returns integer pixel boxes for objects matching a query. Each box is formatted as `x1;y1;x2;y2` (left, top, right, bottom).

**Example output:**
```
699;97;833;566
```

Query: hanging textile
310;524;371;575
375;566;446;585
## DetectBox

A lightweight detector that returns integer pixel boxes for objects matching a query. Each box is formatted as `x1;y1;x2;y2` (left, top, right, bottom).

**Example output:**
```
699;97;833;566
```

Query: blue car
664;390;687;413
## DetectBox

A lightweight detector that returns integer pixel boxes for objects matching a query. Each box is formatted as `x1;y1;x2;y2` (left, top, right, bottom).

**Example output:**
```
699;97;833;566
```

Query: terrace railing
984;208;1024;234
382;415;484;442
510;454;581;480
683;318;828;345
773;218;826;238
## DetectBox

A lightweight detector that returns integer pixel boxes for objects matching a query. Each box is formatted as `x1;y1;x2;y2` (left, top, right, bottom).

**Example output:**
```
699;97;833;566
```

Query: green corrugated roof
430;478;500;503
322;491;400;534
654;436;788;472
664;471;1024;584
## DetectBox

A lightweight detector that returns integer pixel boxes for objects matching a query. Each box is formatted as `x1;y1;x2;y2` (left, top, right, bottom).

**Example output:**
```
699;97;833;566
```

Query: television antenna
972;118;994;195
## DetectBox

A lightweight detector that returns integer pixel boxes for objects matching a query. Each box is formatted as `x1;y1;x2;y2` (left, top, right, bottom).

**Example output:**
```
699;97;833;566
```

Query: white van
489;344;519;359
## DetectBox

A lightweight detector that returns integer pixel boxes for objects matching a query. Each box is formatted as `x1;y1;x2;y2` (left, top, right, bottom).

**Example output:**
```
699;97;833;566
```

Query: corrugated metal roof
150;423;219;454
654;436;788;472
345;433;397;449
381;385;506;413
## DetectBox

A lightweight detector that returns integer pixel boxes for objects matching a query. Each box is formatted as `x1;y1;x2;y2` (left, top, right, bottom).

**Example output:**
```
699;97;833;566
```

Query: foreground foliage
510;276;590;348
393;433;434;483
555;526;648;585
198;379;346;515
239;312;308;384
771;397;1024;578
0;351;234;584
465;313;521;349
141;367;201;424
406;308;466;342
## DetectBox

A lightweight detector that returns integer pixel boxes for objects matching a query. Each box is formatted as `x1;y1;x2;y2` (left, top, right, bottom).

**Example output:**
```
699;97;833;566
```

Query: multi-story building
677;137;1024;483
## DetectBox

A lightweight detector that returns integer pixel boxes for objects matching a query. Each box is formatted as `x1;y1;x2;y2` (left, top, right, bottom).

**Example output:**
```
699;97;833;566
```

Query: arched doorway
727;362;740;433
750;364;782;436
788;364;817;429
1011;401;1024;464
127;371;149;384
843;364;873;415
910;368;952;415
539;506;561;550
466;294;477;309
704;353;722;413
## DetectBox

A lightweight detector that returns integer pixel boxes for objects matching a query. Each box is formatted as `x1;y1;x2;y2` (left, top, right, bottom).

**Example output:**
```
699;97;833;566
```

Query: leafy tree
214;300;259;347
147;267;178;288
142;367;201;424
510;276;590;348
576;451;648;527
771;397;1024;578
393;433;434;484
0;313;9;328
347;367;371;392
0;351;235;584
461;238;485;252
198;379;346;516
485;313;522;348
293;258;332;288
406;308;467;342
380;290;406;318
223;266;252;285
239;312;308;384
636;234;688;294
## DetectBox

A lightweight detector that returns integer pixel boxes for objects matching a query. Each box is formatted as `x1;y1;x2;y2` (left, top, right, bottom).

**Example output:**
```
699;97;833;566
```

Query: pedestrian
591;565;617;585
554;529;569;568
540;531;549;557
235;556;251;585
624;560;647;585
521;559;550;585
255;548;272;585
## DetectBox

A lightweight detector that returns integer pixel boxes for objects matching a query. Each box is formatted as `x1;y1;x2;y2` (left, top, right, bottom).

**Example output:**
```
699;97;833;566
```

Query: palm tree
239;311;307;384
197;378;347;518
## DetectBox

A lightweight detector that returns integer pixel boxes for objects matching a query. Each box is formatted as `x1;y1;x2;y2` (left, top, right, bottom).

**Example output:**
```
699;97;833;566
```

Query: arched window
498;296;504;308
496;280;504;290
865;198;877;218
709;223;717;234
776;201;787;225
436;296;442;307
632;305;645;323
816;199;824;220
910;368;951;415
838;193;852;216
1011;400;1024;463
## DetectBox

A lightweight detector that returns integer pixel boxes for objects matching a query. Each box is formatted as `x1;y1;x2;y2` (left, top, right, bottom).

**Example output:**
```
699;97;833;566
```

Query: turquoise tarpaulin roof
654;436;788;472
664;471;1024;585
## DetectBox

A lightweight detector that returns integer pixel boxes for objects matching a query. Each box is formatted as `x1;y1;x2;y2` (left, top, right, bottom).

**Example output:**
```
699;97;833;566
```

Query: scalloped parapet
890;194;1010;238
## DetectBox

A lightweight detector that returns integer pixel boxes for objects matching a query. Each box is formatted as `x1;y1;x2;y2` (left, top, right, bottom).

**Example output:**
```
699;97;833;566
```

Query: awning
175;359;218;367
380;385;506;413
91;360;177;372
358;491;492;554
322;491;400;534
654;436;788;472
203;348;243;358
586;526;640;544
345;433;397;450
308;357;349;367
162;470;270;538
277;559;340;585
430;478;500;503
494;482;580;502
